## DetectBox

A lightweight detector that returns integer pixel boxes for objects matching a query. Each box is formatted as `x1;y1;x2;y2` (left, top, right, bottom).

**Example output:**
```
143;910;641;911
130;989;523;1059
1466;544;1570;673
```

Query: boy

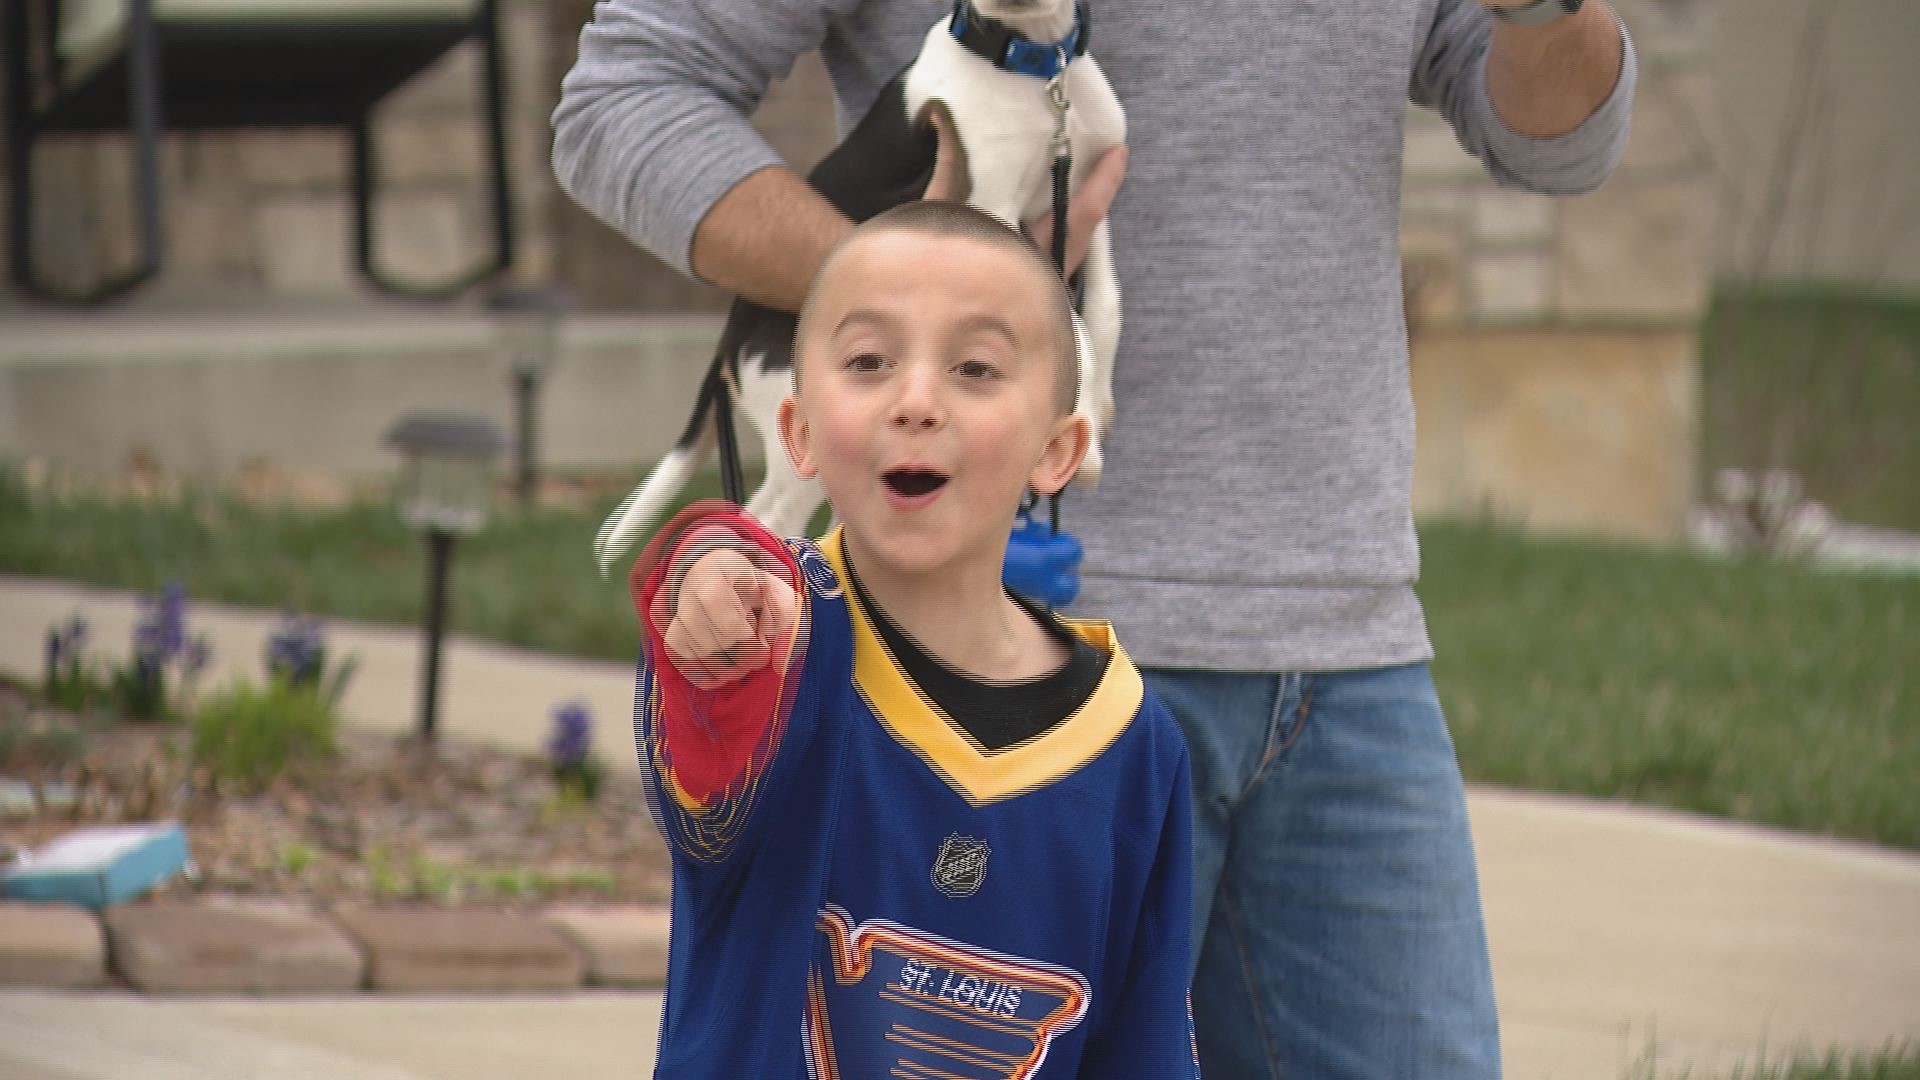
628;201;1197;1078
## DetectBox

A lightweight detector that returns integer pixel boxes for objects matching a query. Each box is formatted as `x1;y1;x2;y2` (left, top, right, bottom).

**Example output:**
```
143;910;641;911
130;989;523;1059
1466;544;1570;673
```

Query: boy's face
780;230;1089;578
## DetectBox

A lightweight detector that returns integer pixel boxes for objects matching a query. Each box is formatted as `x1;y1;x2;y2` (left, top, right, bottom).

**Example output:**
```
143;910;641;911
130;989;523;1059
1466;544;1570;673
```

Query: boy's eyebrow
954;314;1021;347
831;309;892;336
830;309;1022;347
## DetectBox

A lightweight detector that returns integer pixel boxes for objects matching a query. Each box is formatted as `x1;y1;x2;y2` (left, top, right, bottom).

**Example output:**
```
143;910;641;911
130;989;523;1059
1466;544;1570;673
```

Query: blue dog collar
949;2;1090;80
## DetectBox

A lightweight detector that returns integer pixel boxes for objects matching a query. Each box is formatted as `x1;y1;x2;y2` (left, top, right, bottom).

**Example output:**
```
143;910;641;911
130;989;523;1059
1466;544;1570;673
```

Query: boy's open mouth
883;469;949;498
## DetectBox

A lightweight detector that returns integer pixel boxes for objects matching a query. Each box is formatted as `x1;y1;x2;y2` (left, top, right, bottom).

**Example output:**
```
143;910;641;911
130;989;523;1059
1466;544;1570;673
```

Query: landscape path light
487;284;574;504
383;411;504;743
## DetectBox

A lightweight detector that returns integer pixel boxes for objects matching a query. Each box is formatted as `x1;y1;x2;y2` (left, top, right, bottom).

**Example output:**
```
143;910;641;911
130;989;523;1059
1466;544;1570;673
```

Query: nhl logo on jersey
931;834;990;898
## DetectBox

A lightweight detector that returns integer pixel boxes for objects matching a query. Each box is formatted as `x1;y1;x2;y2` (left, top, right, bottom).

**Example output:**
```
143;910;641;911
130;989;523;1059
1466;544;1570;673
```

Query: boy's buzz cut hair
796;201;1081;414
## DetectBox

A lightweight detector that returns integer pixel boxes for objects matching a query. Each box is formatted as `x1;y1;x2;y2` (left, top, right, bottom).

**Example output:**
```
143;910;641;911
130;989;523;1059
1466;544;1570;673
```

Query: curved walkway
2;576;1916;1079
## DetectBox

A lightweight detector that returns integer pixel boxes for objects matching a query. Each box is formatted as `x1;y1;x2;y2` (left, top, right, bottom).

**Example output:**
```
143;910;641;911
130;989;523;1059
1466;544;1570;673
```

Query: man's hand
661;548;799;690
921;100;1129;279
1027;143;1127;278
1479;0;1625;138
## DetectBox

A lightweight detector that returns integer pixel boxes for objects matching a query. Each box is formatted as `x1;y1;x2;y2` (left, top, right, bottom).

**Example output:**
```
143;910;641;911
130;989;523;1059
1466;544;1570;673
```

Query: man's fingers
1075;144;1129;224
921;100;972;204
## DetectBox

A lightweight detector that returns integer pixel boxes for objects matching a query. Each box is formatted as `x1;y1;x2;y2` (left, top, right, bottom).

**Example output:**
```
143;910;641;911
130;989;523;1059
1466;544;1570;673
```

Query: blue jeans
1141;663;1501;1078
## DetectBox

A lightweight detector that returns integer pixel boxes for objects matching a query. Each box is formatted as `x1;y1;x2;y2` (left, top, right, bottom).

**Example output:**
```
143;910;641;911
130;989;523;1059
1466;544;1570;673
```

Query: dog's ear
915;99;973;204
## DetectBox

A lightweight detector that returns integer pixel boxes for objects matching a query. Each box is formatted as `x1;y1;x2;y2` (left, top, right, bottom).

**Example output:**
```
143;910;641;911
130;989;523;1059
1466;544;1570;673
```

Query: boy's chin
844;522;1002;580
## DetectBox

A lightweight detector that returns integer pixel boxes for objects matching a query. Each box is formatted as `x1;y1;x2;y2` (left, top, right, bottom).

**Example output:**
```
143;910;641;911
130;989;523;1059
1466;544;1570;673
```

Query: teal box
2;823;189;910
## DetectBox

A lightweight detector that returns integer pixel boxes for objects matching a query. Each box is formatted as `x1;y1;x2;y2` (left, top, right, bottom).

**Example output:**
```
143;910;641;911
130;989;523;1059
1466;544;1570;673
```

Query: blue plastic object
2;822;189;910
1003;508;1082;608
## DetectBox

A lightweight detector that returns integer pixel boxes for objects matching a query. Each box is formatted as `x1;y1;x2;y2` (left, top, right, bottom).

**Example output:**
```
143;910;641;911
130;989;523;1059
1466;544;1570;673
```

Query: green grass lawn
1634;1042;1920;1080
1421;522;1919;850
2;467;1916;849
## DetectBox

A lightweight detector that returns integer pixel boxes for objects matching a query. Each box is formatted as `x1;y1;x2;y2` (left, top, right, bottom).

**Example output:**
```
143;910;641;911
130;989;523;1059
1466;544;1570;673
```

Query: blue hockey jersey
632;520;1198;1079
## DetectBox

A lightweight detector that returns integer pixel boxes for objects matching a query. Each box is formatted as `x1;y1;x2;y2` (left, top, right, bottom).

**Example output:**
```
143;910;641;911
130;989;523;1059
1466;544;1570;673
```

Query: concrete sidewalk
3;576;1917;1079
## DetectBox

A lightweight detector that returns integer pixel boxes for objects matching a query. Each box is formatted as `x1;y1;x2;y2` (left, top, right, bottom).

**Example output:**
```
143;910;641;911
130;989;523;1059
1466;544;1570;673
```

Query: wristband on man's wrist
1487;0;1585;27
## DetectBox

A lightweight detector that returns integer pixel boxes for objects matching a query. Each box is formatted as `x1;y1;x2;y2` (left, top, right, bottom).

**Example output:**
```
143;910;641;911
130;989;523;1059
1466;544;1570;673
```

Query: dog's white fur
595;0;1124;571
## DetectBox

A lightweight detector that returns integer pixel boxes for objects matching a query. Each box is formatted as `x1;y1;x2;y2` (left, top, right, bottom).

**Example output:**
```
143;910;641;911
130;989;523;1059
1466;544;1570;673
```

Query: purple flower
133;583;187;667
547;701;593;767
265;612;326;687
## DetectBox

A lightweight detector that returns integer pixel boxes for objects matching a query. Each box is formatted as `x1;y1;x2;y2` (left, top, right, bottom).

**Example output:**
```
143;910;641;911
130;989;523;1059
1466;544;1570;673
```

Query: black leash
713;356;746;505
1045;56;1073;538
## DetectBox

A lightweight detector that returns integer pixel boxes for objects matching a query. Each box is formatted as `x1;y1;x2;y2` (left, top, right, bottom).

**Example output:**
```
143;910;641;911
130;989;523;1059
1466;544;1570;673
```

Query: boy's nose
890;367;945;430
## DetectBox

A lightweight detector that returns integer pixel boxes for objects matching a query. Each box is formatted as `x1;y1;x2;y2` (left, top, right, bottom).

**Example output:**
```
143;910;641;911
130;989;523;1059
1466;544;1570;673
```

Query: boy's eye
845;352;887;373
955;360;1001;380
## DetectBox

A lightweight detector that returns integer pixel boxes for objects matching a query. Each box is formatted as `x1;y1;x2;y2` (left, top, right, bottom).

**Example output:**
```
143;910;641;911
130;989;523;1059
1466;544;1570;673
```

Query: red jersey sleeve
631;502;809;859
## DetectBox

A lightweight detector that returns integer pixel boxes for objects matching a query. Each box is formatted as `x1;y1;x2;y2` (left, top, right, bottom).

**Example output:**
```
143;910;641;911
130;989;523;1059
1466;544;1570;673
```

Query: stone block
1401;222;1463;323
0;902;107;989
242;132;349;190
385;44;482;114
254;193;356;296
1401;185;1466;226
105;900;364;994
167;189;260;279
334;907;584;993
1404;126;1484;182
1410;327;1697;539
1471;192;1555;248
753;50;840;173
1469;252;1553;319
368;192;487;286
543;906;669;988
375;119;487;186
1556;179;1713;318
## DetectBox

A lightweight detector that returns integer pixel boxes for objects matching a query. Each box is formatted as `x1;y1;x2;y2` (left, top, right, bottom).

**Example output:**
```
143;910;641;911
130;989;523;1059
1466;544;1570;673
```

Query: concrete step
0;901;107;989
0;897;670;997
333;907;584;993
542;906;669;989
105;901;364;994
0;310;730;479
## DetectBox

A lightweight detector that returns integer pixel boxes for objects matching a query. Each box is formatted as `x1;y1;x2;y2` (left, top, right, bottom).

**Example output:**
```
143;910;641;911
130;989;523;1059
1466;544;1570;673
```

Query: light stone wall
1400;0;1716;538
1410;327;1698;539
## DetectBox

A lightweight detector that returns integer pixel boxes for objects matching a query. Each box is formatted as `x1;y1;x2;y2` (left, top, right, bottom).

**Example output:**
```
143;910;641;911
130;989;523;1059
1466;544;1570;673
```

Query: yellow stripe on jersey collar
821;529;1144;806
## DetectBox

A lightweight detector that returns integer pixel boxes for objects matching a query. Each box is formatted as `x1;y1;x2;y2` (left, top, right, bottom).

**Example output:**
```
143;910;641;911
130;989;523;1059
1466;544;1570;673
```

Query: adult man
553;1;1633;1074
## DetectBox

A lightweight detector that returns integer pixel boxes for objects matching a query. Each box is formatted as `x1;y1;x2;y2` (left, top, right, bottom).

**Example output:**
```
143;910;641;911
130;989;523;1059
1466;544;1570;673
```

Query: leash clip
1046;57;1071;156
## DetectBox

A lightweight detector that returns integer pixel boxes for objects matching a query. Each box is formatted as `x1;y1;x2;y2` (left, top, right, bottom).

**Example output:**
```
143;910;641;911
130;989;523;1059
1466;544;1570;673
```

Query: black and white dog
595;0;1125;572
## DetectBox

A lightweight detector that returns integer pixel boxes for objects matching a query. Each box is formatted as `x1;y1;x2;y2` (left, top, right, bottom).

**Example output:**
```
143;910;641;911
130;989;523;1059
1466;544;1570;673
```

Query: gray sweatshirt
553;0;1636;673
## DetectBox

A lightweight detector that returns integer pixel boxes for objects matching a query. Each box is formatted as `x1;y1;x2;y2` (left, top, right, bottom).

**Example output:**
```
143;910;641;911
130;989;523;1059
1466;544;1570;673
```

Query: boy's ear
778;395;818;480
1029;412;1092;496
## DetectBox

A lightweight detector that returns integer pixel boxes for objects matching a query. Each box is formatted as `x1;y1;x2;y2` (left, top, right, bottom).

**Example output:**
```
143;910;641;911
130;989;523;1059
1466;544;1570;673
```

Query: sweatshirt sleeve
550;0;864;277
1409;0;1638;196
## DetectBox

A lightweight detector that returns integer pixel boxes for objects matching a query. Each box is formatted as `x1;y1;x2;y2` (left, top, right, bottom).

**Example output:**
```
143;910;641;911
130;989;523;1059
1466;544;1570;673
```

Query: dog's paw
1073;437;1104;489
1092;390;1116;436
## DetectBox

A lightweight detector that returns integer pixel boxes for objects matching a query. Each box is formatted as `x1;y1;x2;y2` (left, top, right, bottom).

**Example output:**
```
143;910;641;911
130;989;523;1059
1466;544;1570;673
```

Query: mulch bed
0;681;671;911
